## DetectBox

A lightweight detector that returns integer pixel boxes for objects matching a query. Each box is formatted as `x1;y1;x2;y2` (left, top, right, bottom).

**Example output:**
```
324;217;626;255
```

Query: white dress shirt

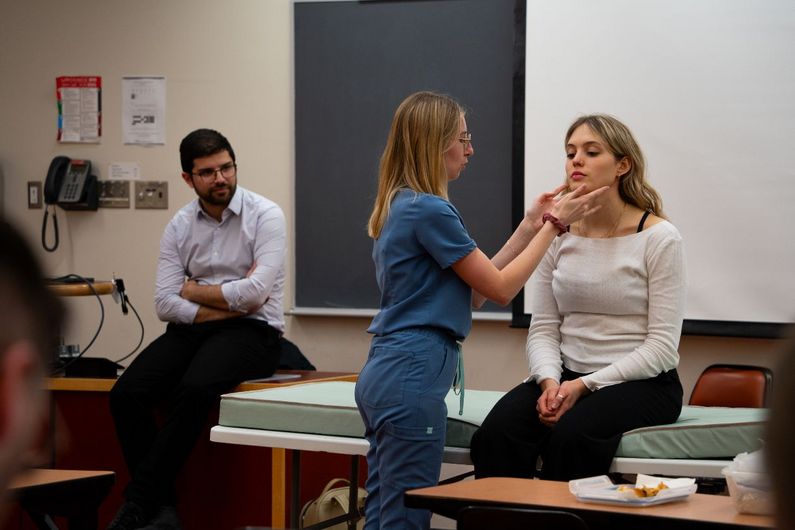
154;186;286;331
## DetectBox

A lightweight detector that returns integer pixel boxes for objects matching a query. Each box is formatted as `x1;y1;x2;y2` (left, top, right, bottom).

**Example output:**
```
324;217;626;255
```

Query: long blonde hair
566;114;665;218
367;91;463;238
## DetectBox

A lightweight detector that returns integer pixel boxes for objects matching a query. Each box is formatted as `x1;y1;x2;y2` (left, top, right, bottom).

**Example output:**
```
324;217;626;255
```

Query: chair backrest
457;505;589;530
689;364;773;408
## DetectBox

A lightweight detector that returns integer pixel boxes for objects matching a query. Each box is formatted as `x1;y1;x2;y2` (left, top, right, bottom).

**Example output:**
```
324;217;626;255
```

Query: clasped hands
536;378;589;427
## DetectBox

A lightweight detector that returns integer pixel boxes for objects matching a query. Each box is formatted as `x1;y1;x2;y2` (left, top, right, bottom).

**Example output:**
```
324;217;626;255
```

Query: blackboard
295;0;518;314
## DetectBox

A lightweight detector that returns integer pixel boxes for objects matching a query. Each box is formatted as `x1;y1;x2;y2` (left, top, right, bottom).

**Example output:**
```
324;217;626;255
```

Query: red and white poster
56;76;101;143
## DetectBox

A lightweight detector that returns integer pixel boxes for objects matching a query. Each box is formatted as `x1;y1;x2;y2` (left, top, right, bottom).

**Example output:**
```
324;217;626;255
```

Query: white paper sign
108;162;141;180
122;76;166;145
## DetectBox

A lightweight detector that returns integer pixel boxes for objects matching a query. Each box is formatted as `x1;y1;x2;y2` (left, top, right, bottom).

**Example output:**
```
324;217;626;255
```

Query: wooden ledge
46;370;358;393
47;281;115;297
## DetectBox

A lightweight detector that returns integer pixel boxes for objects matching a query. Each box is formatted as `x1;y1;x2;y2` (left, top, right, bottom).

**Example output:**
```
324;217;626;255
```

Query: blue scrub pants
355;327;458;530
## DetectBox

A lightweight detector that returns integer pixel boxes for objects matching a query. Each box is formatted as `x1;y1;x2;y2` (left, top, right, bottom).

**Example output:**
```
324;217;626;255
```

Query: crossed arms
154;206;286;324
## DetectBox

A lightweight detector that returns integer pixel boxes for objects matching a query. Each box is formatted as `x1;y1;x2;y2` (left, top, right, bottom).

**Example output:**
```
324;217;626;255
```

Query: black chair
278;337;316;370
457;505;589;530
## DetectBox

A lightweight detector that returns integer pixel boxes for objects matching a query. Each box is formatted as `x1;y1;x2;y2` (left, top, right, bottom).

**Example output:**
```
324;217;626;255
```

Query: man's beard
198;181;236;207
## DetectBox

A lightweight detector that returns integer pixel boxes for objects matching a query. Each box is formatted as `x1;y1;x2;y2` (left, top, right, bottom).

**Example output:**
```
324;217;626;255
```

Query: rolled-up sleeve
221;204;286;312
154;221;200;324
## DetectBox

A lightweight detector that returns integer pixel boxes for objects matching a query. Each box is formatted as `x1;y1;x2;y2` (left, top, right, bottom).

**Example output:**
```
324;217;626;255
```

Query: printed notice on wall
122;76;166;145
108;162;141;180
56;76;101;143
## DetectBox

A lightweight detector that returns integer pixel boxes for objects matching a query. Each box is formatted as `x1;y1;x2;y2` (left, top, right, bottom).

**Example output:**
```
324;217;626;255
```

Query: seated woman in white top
470;114;686;480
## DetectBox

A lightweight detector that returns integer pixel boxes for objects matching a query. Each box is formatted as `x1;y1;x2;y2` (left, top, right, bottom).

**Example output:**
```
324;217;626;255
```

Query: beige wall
0;0;783;398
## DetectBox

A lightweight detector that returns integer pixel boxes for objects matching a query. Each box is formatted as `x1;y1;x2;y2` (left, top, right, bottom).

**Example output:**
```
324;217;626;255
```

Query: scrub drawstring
452;341;464;415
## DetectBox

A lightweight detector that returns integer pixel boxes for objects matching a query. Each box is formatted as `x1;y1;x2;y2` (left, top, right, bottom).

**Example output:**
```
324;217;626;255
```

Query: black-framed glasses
459;132;472;148
192;162;237;180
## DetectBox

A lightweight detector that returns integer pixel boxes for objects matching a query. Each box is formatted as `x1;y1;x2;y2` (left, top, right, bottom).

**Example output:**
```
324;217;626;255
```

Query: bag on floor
300;478;366;529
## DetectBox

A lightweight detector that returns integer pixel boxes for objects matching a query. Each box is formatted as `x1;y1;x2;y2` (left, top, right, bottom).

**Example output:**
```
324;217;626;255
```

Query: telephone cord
41;206;59;252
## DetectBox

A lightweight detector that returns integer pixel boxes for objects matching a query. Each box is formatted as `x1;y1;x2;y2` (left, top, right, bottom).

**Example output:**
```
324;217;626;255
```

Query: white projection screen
522;0;795;336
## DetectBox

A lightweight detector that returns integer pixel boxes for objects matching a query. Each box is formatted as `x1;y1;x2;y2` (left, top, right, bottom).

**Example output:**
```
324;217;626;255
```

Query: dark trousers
109;318;280;508
470;368;682;481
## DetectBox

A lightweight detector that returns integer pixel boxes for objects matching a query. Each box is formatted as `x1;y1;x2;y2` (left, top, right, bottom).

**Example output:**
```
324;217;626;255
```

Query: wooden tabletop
10;468;115;490
405;477;773;529
46;370;358;393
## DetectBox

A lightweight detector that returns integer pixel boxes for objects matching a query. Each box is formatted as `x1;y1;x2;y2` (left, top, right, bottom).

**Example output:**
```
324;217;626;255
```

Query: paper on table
569;475;697;506
635;473;696;489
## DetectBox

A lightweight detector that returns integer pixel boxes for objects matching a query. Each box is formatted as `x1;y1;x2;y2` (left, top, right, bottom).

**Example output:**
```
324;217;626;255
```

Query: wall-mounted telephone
44;156;99;208
42;156;99;252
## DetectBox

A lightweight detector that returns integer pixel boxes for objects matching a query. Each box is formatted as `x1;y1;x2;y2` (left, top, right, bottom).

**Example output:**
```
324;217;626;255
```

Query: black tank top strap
637;210;651;233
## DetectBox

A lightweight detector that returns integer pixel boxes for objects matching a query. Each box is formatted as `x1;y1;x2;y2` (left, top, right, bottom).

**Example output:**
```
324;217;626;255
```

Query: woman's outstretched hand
550;185;609;227
526;184;568;232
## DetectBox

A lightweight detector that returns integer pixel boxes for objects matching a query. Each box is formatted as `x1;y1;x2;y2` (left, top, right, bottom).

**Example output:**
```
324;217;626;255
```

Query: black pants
109;318;280;508
470;368;682;481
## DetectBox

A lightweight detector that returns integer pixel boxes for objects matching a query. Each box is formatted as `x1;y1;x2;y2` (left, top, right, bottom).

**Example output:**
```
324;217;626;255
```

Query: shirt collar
225;186;243;216
193;186;243;221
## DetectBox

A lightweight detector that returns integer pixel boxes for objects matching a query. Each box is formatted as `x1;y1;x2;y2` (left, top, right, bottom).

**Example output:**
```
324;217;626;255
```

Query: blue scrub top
367;189;477;340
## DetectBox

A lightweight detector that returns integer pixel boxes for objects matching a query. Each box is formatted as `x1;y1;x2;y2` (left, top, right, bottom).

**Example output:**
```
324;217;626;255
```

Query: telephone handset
42;156;99;252
44;156;92;205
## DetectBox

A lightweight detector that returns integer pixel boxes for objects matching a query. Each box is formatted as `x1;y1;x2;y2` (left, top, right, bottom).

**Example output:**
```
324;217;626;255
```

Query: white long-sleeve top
526;220;685;391
154;186;286;331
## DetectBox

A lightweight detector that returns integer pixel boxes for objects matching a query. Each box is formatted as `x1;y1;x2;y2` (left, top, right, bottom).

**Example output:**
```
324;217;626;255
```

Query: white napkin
635;473;696;489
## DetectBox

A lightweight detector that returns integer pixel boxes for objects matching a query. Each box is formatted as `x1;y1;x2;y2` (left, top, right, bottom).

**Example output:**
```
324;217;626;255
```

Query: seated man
0;219;63;521
108;129;286;530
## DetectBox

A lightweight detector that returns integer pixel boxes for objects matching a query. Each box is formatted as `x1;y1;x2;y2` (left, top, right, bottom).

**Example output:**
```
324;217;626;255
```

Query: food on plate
618;482;669;498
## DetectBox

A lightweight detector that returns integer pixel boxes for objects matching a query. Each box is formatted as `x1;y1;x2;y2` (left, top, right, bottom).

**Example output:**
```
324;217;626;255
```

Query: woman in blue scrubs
354;91;607;529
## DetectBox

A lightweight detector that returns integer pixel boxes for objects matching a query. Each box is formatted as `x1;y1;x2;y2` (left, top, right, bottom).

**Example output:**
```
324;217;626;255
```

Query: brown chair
457;506;589;530
689;364;773;408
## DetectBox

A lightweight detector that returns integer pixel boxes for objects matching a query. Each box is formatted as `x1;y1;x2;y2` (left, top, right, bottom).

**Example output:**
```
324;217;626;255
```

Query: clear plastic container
722;468;773;515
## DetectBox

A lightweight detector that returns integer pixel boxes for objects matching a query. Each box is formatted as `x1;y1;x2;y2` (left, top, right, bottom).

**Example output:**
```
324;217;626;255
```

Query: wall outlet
28;181;42;209
99;180;131;208
134;181;168;209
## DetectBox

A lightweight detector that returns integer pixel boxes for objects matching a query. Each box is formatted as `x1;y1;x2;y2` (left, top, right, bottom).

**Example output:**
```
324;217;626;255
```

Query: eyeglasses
191;162;237;180
459;132;472;148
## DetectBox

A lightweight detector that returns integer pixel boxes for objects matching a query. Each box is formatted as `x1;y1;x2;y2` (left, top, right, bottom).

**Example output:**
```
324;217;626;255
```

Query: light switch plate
134;181;168;209
99;180;130;208
28;181;42;209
